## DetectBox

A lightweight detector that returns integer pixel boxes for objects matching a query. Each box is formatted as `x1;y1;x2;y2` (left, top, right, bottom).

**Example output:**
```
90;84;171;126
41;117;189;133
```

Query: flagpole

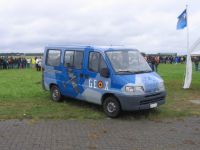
183;4;192;89
186;5;189;54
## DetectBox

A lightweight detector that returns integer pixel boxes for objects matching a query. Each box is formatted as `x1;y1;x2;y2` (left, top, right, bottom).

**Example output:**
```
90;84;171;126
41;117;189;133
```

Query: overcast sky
0;0;200;54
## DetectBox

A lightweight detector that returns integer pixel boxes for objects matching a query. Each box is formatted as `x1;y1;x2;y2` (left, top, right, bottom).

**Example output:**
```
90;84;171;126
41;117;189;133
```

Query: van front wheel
50;85;62;102
103;97;121;118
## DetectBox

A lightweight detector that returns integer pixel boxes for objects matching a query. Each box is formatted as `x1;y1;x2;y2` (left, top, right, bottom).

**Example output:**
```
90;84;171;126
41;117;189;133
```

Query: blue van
43;45;166;117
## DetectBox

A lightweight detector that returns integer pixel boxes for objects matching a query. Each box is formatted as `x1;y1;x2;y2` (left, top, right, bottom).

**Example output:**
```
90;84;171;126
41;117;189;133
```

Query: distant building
0;53;43;57
25;53;43;57
0;53;24;57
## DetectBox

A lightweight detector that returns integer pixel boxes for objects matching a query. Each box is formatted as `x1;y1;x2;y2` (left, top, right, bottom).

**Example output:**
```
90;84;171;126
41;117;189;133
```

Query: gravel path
0;117;199;150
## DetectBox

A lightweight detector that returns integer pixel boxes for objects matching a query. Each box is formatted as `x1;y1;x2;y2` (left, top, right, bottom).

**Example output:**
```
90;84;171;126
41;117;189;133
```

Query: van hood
112;72;164;94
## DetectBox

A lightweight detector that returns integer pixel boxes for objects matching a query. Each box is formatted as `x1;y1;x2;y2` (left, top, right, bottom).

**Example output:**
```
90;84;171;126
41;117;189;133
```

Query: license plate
150;103;157;108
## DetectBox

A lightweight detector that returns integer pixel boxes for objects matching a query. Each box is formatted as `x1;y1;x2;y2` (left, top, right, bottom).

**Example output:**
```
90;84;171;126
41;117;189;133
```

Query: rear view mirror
100;68;110;78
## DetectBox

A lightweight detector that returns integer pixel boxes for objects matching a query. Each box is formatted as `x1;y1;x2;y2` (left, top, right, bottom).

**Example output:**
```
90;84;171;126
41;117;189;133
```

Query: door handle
80;73;84;78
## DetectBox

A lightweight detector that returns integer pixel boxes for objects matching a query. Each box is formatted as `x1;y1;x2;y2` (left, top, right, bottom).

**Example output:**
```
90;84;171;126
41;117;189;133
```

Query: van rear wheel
103;97;121;118
50;85;62;102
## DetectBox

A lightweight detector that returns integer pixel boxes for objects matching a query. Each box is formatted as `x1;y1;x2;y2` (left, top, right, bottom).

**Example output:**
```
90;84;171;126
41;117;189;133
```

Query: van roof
45;45;138;52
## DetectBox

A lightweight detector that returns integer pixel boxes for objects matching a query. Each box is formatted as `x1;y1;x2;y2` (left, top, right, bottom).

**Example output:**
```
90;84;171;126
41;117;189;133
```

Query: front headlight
158;82;165;91
125;86;135;92
125;86;144;93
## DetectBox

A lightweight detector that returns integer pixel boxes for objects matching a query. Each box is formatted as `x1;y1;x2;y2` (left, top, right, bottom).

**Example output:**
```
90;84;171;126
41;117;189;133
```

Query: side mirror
100;68;110;78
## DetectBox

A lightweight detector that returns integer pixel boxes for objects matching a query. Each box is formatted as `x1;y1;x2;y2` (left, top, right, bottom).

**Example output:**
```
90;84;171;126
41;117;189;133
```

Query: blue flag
177;9;187;30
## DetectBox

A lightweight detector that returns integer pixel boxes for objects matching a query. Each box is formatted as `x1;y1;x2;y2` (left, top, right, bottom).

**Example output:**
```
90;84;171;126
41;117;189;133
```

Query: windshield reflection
106;50;152;74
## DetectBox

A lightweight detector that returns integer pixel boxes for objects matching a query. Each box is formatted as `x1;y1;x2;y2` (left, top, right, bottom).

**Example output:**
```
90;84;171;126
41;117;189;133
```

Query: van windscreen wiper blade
133;70;152;74
116;70;134;74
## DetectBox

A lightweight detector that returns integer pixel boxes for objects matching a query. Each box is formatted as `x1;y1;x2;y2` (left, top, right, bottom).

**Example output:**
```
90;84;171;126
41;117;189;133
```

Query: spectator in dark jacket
194;56;199;71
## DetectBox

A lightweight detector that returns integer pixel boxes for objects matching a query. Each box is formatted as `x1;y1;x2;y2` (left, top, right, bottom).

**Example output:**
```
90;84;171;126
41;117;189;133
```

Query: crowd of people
0;57;30;69
144;55;200;72
0;56;42;71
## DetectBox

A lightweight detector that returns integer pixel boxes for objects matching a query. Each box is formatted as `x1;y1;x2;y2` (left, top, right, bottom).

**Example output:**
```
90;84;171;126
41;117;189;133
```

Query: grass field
0;64;200;120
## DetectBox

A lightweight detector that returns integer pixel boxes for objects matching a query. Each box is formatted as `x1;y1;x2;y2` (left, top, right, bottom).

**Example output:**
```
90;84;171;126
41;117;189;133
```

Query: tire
103;96;121;118
50;85;62;102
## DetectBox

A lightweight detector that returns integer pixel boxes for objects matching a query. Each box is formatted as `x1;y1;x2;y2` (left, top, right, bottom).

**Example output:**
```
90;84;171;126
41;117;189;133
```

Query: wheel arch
49;83;58;89
101;93;121;106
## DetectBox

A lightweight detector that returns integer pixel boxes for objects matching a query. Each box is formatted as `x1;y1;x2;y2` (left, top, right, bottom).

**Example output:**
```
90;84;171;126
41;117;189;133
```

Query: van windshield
106;50;152;74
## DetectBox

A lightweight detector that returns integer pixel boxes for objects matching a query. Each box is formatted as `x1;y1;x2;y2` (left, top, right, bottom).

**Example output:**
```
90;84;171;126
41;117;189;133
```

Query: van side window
99;55;107;70
89;52;100;72
64;50;83;69
74;51;83;69
64;51;74;67
46;50;61;66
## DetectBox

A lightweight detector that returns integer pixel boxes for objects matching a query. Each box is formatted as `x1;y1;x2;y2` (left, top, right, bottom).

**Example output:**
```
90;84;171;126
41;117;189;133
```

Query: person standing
0;57;2;69
3;57;7;69
147;56;153;70
18;58;22;69
175;56;179;64
151;56;156;71
38;57;42;71
26;58;31;68
36;57;42;71
194;56;199;71
155;56;160;72
31;58;36;68
35;57;39;71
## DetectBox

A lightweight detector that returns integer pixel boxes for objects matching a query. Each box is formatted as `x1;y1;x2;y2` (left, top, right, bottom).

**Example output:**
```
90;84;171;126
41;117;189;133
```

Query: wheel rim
52;88;59;100
107;102;116;113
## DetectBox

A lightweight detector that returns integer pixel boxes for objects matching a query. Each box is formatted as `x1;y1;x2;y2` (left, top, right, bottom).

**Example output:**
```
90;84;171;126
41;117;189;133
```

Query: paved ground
0;117;199;150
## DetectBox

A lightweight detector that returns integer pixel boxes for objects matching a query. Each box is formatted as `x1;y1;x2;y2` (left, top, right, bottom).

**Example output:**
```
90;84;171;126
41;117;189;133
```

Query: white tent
190;37;200;55
191;49;200;56
183;37;200;89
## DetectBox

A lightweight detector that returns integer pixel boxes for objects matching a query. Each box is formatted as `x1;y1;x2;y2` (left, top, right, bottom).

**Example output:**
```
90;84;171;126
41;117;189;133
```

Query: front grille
145;93;161;98
140;93;165;105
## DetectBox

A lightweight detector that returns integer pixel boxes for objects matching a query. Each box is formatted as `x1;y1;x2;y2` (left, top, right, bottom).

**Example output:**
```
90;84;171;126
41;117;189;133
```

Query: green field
0;64;200;120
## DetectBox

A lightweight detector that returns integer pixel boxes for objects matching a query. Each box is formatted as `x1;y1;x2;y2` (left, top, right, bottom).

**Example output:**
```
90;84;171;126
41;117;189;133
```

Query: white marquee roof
191;49;200;56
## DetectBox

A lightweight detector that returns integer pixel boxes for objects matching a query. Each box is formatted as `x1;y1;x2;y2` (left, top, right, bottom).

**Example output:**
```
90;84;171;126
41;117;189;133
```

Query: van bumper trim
115;91;166;111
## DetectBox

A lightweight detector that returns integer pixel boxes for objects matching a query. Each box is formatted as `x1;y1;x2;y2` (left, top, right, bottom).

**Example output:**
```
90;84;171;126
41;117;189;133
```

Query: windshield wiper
116;70;134;74
133;70;152;74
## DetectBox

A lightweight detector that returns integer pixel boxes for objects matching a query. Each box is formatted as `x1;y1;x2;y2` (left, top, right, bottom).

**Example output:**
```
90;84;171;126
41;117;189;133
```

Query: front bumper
115;91;166;111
